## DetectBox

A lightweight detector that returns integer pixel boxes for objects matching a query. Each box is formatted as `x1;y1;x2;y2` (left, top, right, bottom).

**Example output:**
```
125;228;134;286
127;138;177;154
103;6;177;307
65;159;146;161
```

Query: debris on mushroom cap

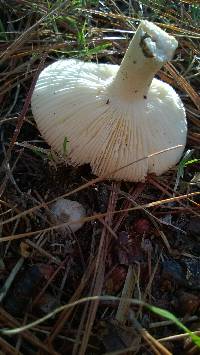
31;20;187;182
50;198;86;233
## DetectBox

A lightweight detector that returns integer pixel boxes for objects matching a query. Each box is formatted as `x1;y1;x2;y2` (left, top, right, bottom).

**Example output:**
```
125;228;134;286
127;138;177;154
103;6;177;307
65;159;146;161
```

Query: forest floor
0;1;200;354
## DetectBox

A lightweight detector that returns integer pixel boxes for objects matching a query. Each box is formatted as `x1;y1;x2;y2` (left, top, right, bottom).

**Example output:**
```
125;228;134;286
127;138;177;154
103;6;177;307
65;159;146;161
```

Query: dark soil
0;1;199;354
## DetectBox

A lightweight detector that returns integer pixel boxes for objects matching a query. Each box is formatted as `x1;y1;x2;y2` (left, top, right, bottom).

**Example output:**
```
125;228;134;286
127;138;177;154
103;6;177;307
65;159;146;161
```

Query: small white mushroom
50;198;86;233
31;20;187;182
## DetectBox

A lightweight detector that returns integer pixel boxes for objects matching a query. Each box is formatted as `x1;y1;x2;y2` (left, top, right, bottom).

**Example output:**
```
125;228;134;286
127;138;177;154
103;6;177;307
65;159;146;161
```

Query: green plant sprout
63;136;69;156
174;149;200;192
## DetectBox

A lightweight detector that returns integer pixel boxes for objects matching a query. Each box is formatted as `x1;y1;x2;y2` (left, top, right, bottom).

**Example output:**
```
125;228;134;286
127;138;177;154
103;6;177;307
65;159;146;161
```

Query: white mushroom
50;198;86;233
31;20;187;182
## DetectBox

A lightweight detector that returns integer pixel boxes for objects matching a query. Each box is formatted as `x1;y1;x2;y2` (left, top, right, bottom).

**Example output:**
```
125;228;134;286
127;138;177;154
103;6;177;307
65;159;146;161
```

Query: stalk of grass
1;295;200;348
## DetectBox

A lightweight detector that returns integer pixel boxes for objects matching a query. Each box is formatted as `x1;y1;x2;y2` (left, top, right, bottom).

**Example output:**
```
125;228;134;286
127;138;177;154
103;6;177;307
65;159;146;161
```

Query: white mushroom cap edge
31;20;187;182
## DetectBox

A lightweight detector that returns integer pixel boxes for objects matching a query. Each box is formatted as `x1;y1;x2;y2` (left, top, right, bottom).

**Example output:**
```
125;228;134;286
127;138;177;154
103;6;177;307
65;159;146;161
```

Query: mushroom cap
32;59;187;181
50;198;86;233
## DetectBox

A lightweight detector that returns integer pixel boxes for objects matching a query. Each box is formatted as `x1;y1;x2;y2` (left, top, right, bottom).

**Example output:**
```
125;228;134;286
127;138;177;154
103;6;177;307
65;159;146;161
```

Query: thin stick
158;330;200;343
0;0;69;65
0;308;57;354
0;257;24;303
149;316;198;328
129;312;172;355
0;54;47;176
25;239;61;265
0;336;22;355
115;265;136;324
78;183;119;355
46;259;96;343
0;191;199;243
32;257;68;307
0;145;185;227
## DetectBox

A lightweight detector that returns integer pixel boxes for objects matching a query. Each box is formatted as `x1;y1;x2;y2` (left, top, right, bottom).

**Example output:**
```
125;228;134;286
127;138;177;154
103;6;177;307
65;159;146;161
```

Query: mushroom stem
108;20;178;100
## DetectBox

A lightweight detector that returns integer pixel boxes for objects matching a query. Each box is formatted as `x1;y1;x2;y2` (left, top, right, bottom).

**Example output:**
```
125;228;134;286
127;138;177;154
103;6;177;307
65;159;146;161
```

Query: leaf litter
0;1;200;354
